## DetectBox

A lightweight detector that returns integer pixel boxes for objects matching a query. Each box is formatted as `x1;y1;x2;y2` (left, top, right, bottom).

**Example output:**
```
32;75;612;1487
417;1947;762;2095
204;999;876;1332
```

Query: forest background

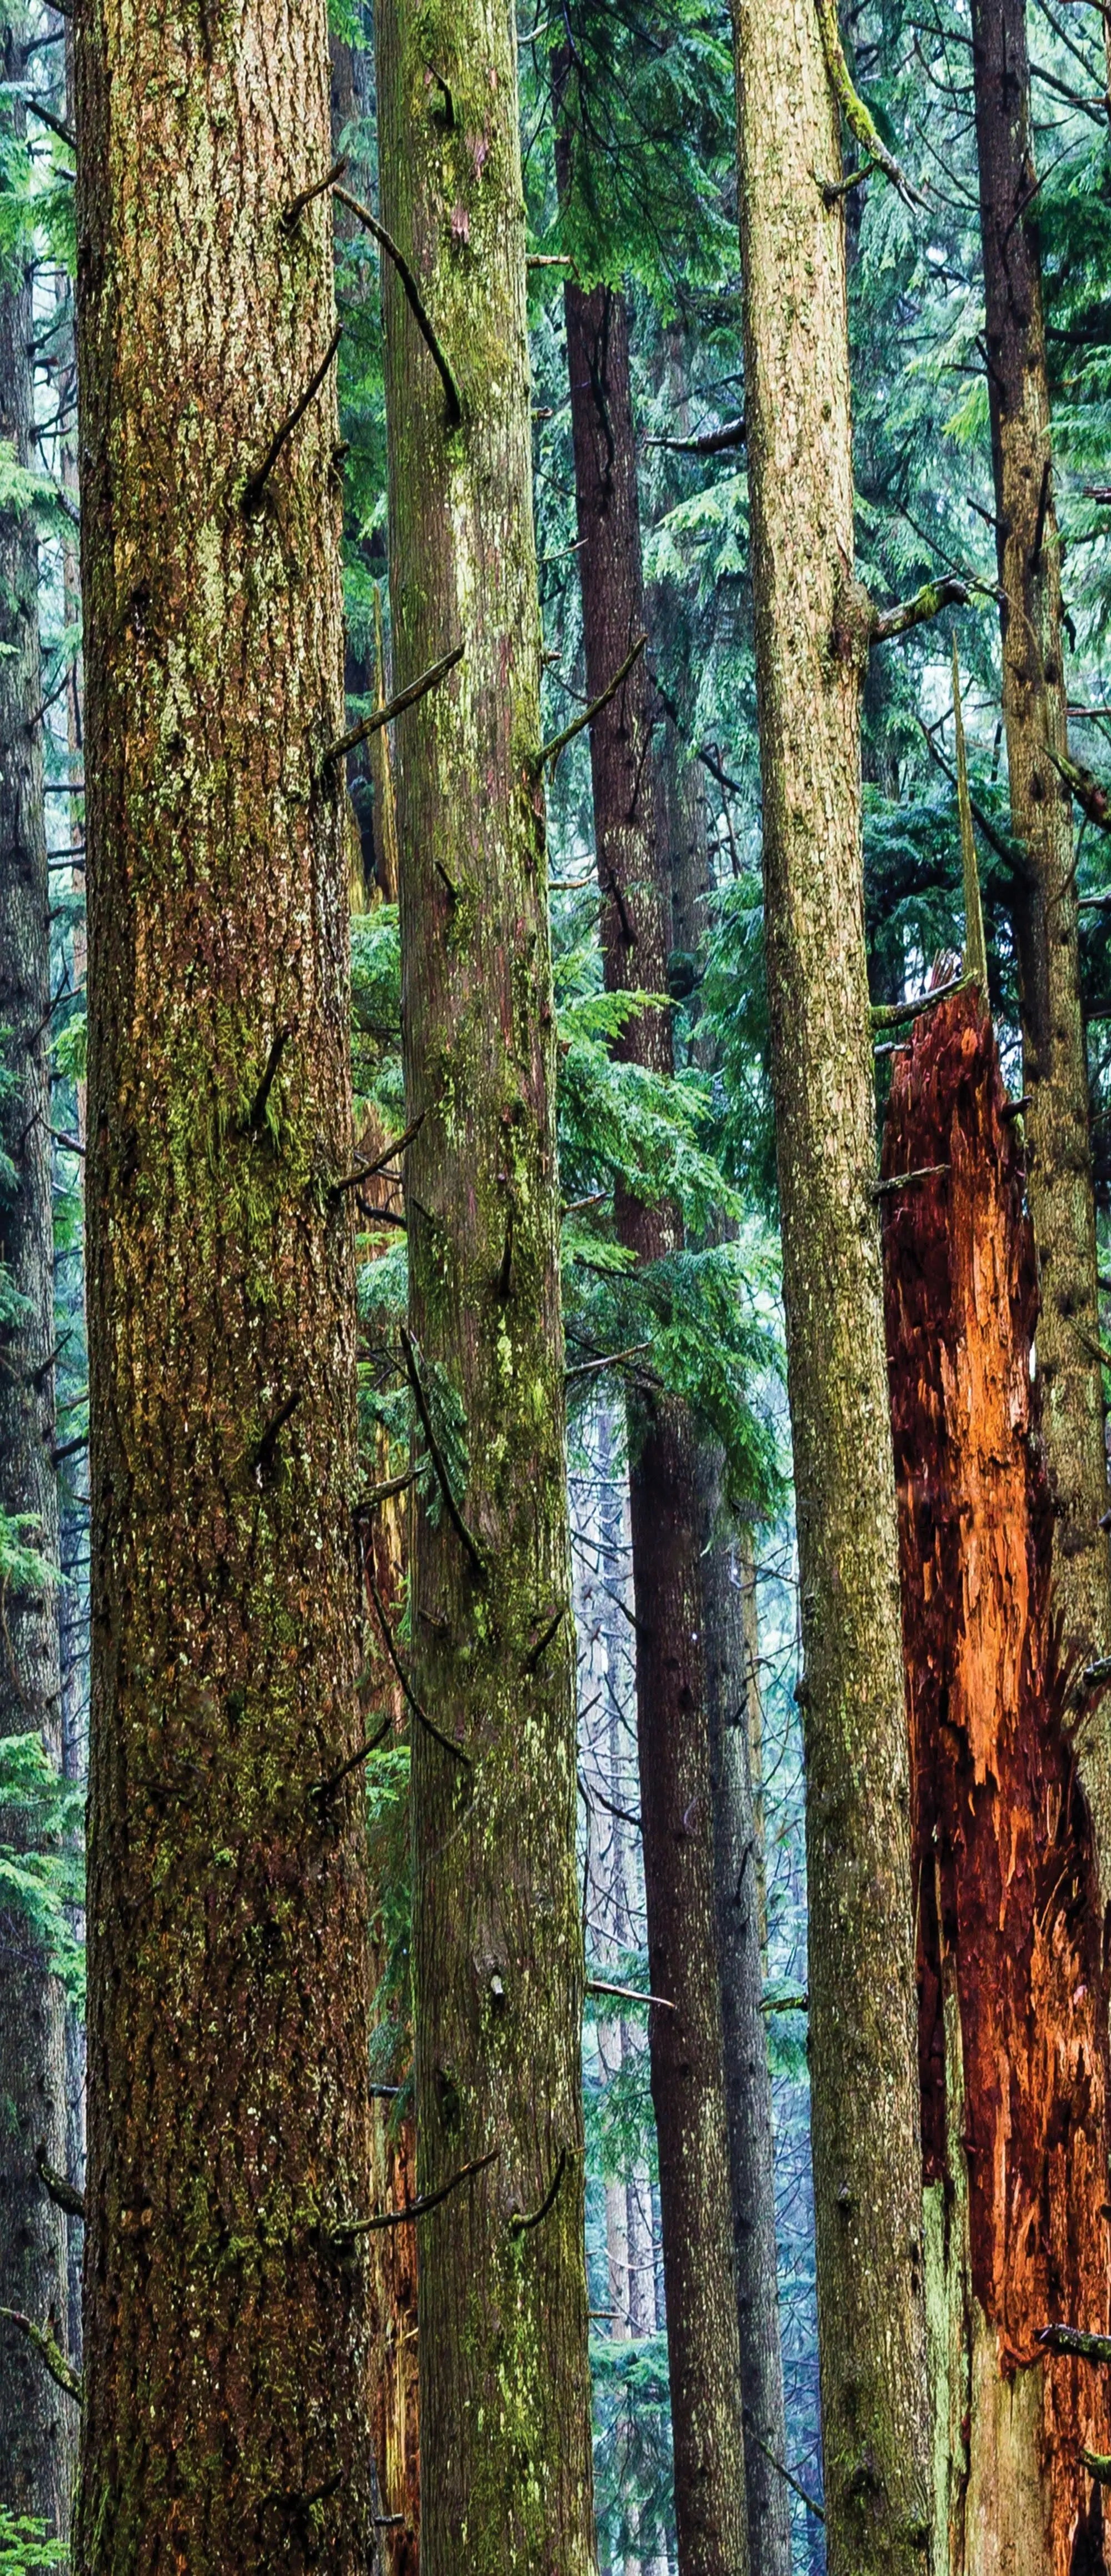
3;0;1111;2566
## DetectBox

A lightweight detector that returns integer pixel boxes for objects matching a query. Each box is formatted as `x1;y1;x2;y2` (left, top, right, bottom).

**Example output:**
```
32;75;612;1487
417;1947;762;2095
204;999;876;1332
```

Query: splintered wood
882;988;1111;2576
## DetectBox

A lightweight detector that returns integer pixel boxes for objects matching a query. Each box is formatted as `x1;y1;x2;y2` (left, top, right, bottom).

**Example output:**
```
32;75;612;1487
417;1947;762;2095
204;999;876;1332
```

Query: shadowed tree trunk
554;216;749;2568
970;0;1111;1867
732;1;932;2568
883;988;1111;2576
72;0;374;2553
374;5;597;2572
0;17;75;2533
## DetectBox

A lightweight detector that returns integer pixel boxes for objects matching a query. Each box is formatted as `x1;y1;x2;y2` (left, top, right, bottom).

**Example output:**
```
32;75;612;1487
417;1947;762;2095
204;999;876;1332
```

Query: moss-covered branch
814;0;922;207
0;2307;82;2403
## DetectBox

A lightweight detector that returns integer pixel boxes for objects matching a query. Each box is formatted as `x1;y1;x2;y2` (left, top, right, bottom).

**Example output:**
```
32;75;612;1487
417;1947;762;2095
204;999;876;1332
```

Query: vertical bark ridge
73;0;373;2554
884;989;1111;2576
0;17;75;2530
375;5;597;2569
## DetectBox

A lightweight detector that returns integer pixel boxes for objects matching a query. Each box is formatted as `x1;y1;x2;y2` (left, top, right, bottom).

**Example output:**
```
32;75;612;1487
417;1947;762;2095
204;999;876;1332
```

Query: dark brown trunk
883;989;1111;2576
558;244;749;2574
970;0;1111;1870
0;19;75;2533
73;0;373;2553
374;5;597;2570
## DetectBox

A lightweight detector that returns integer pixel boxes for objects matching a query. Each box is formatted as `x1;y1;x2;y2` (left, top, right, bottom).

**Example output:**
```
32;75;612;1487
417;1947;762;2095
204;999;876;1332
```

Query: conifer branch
813;0;923;207
333;184;462;424
330;2146;498;2241
533;635;647;773
242;323;343;509
322;647;463;770
0;2306;82;2401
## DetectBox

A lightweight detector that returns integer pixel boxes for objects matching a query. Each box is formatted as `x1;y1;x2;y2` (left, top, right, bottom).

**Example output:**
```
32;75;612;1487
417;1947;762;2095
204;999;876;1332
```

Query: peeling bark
883;989;1111;2576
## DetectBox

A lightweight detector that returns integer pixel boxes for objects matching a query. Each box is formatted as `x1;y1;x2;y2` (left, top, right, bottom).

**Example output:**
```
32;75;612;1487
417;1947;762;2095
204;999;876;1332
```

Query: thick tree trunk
700;1457;792;2576
732;5;932;2569
558;256;749;2575
970;0;1111;1855
0;24;75;2533
374;7;597;2572
883;989;1111;2576
72;0;373;2556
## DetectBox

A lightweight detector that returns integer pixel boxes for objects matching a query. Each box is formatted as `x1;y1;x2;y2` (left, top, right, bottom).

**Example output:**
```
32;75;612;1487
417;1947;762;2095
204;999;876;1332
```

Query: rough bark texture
0;24;75;2530
970;0;1111;1856
557;252;749;2576
700;1457;792;2576
732;4;932;2568
375;7;597;2572
883;989;1111;2576
73;0;373;2557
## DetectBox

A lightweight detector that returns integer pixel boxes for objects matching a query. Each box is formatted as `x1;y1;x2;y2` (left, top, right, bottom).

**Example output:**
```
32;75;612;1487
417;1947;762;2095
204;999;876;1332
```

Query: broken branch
399;1324;486;1580
1048;745;1111;835
509;2147;567;2234
533;635;647;773
311;1715;392;1808
871;974;967;1030
0;2306;82;2402
874;1162;950;1200
323;647;463;770
331;2147;498;2241
871;577;969;643
1038;2324;1111;2365
645;415;747;458
333;184;462;424
366;1566;471;1766
282;156;347;230
814;0;922;206
242;323;342;510
35;2140;85;2221
586;1977;675;2011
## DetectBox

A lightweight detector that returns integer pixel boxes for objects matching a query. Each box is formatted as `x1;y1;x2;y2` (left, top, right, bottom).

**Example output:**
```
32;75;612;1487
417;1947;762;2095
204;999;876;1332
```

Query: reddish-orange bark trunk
883;989;1111;2576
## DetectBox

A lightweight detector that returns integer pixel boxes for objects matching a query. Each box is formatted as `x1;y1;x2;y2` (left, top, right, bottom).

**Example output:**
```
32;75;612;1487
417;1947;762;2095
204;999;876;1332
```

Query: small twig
311;1715;392;1808
510;2147;567;2234
744;2418;825;2523
533;635;647;773
0;2307;82;2402
399;1325;486;1580
586;1978;675;2011
246;1024;296;1133
644;415;747;458
50;1431;88;1466
282;156;347;231
242;323;342;510
324;646;463;770
27;97;75;150
366;1566;471;1766
527;252;573;267
35;2141;85;2222
331;2147;498;2241
578;1771;641;1831
353;1110;427;1181
874;1162;949;1200
333;184;462;424
565;1342;652;1384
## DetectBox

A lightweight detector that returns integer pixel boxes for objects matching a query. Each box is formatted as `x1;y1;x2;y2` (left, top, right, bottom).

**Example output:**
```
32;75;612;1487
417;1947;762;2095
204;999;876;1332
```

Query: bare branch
0;2306;82;2401
35;2140;85;2221
399;1324;486;1580
366;1565;472;1766
282;156;348;231
533;634;647;773
509;2147;568;2234
242;323;343;510
645;415;747;458
330;2147;498;2241
871;576;969;643
322;646;463;770
333;184;462;424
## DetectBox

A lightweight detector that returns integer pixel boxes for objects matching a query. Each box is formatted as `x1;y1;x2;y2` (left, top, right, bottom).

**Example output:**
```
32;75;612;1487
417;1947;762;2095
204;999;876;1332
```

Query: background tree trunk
732;3;932;2567
72;0;373;2554
557;245;749;2576
883;989;1111;2576
375;5;597;2570
970;0;1111;1862
0;19;75;2533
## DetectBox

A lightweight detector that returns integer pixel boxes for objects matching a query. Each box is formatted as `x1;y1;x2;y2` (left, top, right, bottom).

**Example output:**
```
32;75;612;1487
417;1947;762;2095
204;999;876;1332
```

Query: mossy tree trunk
884;990;1111;2576
374;6;597;2572
555;245;749;2575
0;20;75;2534
731;4;932;2569
72;0;373;2556
970;0;1111;1861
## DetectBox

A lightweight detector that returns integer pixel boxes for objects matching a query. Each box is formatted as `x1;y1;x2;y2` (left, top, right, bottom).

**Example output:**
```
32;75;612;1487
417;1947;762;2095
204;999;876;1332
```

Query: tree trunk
883;988;1111;2576
700;1457;792;2576
72;0;373;2555
374;7;597;2572
0;20;76;2533
970;0;1111;1859
731;4;932;2568
557;250;749;2575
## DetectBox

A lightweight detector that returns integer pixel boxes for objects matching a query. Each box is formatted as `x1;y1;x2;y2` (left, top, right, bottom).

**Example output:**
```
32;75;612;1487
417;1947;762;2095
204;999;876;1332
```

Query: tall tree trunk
72;0;373;2555
883;989;1111;2576
374;7;597;2572
970;0;1111;1862
557;246;749;2574
700;1456;792;2576
0;22;76;2533
731;4;932;2569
